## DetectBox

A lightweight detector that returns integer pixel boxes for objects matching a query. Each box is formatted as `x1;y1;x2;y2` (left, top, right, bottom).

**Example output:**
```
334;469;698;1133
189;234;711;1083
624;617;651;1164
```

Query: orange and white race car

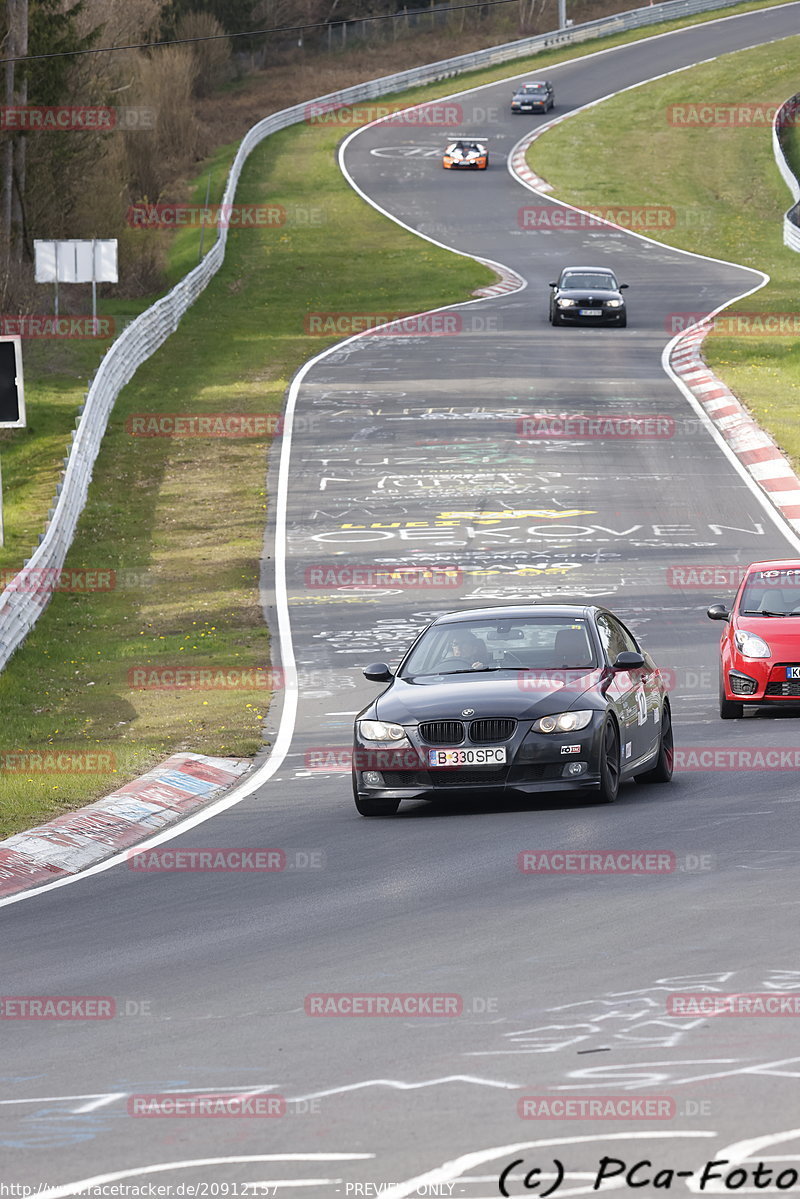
442;139;488;170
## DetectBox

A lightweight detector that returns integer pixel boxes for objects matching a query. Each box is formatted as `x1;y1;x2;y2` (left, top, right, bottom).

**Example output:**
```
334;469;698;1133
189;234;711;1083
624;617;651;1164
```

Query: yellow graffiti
340;510;596;530
439;509;596;520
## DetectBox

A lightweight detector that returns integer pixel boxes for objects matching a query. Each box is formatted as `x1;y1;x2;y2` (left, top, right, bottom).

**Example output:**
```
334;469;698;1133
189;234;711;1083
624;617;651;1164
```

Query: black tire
596;717;621;804
719;670;743;719
634;702;674;784
550;311;562;326
352;770;400;816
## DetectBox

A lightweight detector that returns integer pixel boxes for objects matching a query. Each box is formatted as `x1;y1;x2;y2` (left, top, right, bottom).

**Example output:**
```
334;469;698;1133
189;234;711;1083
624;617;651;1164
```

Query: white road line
71;1093;126;1114
289;1074;521;1102
34;1157;374;1199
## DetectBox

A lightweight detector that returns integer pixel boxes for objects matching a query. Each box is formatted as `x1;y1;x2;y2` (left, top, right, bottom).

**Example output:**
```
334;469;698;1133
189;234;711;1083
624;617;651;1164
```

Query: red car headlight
734;630;771;659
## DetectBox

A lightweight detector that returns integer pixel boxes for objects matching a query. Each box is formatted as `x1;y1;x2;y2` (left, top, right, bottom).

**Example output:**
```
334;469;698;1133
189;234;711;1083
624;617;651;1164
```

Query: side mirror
707;604;730;621
363;662;393;683
612;650;645;671
548;281;557;287
619;283;629;289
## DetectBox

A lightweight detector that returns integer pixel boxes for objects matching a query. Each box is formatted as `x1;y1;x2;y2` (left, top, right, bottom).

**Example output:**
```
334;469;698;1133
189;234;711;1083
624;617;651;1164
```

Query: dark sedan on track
352;605;673;815
511;80;555;113
549;266;628;327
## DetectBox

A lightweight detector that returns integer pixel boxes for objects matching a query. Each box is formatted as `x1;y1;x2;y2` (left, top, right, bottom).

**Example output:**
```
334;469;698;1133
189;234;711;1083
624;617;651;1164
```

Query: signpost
34;238;118;329
0;335;25;547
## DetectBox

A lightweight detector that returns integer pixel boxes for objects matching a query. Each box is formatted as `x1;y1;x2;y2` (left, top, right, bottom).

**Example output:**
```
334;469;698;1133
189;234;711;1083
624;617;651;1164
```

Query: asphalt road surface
4;6;800;1197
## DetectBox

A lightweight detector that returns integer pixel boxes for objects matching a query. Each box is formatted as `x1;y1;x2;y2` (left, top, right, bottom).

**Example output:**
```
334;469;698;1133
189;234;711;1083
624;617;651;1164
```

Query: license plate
579;308;603;316
428;746;507;767
786;666;800;679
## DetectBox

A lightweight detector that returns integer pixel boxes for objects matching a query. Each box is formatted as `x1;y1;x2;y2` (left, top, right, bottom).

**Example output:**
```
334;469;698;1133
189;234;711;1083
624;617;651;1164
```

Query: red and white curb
669;323;800;533
0;753;251;899
473;257;526;297
509;114;574;192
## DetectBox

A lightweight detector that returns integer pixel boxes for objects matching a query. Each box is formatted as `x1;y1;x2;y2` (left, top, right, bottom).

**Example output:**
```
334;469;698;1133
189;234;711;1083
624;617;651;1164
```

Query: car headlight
533;710;593;733
557;298;576;307
358;720;408;741
734;631;771;659
606;299;623;308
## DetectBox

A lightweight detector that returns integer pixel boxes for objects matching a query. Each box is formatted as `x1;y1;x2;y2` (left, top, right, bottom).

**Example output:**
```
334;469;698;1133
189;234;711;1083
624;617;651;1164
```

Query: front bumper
555;307;625;324
724;659;800;704
352;719;604;799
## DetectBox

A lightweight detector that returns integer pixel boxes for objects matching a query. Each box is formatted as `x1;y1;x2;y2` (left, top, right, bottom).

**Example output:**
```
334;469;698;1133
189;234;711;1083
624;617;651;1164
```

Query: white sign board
34;239;118;284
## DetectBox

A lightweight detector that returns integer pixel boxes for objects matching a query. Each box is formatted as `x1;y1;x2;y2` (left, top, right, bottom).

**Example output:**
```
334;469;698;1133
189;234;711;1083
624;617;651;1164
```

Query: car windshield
740;569;800;616
400;617;598;677
560;272;617;291
521;84;547;92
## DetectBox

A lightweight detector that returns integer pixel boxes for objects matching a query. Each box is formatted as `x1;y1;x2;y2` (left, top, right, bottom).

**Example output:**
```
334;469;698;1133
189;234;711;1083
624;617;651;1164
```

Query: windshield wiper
446;666;506;674
741;609;787;617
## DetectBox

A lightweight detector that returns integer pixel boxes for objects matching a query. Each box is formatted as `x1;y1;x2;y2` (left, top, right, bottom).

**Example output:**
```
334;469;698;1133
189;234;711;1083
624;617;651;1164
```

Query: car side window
596;614;631;663
609;616;639;654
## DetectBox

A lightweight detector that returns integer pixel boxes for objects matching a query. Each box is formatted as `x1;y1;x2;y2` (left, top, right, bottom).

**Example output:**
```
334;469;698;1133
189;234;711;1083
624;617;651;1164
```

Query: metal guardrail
773;93;800;253
0;0;763;669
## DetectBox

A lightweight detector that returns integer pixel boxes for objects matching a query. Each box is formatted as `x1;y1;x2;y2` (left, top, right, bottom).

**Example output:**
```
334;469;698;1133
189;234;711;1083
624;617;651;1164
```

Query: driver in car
442;632;488;670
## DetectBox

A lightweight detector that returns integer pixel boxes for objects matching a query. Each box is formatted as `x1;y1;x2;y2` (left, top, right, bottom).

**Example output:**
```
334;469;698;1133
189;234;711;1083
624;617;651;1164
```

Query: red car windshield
740;569;800;617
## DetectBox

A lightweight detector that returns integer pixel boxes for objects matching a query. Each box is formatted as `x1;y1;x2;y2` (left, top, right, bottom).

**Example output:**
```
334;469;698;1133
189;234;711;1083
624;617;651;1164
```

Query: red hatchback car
708;560;800;718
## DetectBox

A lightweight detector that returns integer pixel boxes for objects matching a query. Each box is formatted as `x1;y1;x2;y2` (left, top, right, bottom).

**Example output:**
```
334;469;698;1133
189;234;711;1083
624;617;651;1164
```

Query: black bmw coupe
549;266;628;327
352;605;673;815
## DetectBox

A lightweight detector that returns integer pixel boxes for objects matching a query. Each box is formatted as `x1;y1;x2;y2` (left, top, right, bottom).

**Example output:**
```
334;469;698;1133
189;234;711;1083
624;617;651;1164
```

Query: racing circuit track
4;5;800;1195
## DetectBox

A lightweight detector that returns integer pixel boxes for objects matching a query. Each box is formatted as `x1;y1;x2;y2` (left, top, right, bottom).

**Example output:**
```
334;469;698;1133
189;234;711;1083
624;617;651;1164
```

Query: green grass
529;36;800;468
0;0;796;837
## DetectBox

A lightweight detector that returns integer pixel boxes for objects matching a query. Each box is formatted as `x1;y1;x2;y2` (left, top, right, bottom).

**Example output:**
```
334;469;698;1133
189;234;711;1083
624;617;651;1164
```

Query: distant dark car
351;605;673;816
511;80;555;113
549;266;628;327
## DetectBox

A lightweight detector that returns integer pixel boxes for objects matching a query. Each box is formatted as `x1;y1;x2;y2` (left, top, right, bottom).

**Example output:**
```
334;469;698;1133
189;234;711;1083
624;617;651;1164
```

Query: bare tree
2;0;29;267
